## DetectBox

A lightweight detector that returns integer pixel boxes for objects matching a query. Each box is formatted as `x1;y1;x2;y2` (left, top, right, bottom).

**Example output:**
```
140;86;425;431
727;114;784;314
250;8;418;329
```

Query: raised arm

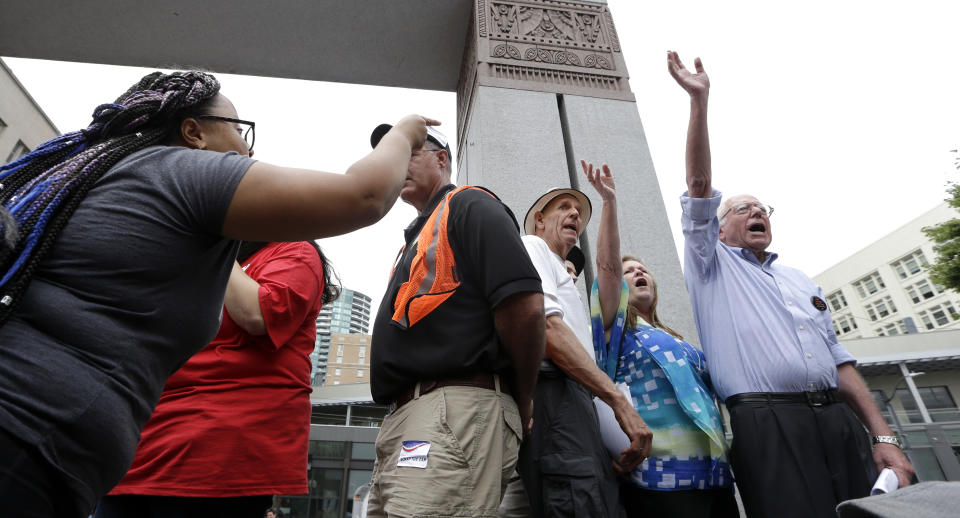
222;115;437;241
582;160;620;331
667;51;712;198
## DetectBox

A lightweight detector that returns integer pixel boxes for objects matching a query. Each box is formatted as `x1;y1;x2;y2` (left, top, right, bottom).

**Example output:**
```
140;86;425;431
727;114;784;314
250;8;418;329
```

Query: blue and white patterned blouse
591;279;733;491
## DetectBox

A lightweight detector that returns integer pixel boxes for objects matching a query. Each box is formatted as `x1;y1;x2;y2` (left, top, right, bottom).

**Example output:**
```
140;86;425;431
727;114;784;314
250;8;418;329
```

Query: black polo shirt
370;184;543;404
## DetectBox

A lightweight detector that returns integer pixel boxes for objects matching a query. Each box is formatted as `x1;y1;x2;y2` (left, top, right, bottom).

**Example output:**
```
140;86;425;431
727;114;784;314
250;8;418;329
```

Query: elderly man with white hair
669;50;914;518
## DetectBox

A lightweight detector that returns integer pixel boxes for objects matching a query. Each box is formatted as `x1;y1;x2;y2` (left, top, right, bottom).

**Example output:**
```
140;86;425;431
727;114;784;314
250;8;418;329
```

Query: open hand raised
667;51;709;98
581;160;616;202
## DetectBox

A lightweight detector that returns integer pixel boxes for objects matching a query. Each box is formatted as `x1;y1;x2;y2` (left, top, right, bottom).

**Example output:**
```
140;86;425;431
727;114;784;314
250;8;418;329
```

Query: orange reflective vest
391;185;497;329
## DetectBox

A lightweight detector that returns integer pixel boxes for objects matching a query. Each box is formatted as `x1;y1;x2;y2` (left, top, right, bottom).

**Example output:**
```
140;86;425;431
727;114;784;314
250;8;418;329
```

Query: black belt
725;389;841;408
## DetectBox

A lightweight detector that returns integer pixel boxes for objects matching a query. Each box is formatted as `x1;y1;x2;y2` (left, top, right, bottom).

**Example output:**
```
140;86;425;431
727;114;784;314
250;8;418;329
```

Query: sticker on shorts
397;440;430;468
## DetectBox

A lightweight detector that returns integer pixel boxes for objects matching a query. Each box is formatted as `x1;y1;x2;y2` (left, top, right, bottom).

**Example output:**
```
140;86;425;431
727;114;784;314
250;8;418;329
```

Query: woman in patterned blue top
582;160;738;518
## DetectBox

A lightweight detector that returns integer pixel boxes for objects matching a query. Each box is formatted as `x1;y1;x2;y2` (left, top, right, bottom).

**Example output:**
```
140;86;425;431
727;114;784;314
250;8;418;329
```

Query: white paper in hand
870;468;899;495
592;383;633;459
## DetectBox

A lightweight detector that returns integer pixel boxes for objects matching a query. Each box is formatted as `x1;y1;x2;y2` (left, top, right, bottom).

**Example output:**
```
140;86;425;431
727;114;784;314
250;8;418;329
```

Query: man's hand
873;443;915;488
391;114;442;149
581;160;616;202
837;363;916;487
611;398;653;470
518;395;534;437
667;51;710;99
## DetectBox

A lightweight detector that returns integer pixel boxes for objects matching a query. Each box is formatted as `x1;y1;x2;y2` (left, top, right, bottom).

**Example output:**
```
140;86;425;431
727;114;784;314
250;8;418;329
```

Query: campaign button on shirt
811;296;828;311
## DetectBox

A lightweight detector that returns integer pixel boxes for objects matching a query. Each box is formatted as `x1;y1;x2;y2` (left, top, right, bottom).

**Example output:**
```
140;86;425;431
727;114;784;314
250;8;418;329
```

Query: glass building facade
276;425;380;518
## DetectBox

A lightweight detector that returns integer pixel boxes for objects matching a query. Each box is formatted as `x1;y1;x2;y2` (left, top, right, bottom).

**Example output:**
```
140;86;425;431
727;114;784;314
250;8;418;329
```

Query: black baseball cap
370;123;451;155
566;245;585;276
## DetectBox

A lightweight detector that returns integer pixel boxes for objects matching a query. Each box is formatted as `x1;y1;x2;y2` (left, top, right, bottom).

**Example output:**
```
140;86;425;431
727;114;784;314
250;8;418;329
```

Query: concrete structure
0;59;58;166
0;0;699;343
815;203;960;340
312;288;372;386
324;333;371;386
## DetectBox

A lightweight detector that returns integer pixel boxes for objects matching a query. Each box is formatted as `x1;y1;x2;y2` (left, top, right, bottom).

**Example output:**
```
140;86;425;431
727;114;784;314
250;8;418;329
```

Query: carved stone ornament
458;0;633;151
463;0;631;99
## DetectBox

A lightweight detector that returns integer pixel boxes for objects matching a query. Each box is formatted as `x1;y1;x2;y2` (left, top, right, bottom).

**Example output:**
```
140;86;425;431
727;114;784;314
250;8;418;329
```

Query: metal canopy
0;0;473;91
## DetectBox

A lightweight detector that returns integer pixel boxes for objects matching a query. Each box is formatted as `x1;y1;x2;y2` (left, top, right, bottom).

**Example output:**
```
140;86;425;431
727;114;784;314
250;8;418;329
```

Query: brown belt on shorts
391;373;511;411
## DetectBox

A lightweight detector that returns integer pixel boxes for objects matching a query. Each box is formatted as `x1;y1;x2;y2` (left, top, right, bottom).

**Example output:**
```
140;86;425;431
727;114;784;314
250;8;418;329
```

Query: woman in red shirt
97;240;339;517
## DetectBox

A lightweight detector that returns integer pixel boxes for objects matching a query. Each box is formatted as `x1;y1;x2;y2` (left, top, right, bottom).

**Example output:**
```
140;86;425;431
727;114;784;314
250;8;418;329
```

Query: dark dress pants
728;399;876;518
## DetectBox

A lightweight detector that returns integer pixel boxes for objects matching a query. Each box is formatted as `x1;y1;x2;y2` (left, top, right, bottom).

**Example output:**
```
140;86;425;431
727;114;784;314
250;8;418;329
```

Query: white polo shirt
522;235;594;360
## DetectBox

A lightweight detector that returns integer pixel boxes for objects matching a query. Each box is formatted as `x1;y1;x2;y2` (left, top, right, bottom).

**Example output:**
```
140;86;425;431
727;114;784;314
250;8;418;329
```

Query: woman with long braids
98;240;339;517
583;161;738;518
0;70;434;517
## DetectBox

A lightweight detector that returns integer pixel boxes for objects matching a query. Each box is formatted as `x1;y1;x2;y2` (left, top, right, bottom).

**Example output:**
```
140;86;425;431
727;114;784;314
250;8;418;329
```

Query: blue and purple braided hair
0;70;221;324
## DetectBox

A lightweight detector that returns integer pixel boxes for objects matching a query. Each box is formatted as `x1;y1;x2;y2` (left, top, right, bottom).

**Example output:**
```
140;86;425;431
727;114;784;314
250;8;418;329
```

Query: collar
403;184;456;243
729;245;779;267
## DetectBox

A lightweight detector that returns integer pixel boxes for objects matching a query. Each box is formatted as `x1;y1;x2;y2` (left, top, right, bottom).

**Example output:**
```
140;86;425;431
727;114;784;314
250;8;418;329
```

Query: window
852;272;886;299
359;346;366;359
335;368;341;376
6;140;29;164
895;386;960;423
905;279;937;304
337;345;344;356
832;315;858;335
869;389;895;425
357;369;364;378
826;291;848;311
874;320;908;337
918;301;958;329
336;357;342;364
891;250;930;280
865;296;897;321
333;381;340;385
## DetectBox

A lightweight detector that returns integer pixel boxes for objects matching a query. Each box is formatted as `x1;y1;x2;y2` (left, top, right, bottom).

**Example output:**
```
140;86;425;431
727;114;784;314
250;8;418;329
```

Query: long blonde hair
622;255;683;339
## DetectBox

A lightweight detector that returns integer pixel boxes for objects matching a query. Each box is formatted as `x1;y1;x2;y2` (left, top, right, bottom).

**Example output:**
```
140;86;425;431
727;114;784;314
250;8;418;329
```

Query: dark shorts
517;372;620;517
95;494;273;518
620;485;739;518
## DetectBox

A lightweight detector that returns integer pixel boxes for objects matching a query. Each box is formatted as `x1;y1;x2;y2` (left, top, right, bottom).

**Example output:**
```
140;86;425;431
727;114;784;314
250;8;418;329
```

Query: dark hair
264;507;283;518
238;241;341;306
0;71;221;325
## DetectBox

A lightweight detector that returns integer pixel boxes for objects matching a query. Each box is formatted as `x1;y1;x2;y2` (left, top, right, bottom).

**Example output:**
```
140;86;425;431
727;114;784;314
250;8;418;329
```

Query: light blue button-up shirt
681;190;856;400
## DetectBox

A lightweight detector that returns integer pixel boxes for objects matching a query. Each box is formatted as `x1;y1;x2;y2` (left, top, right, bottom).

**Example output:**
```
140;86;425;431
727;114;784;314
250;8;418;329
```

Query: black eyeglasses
197;115;255;152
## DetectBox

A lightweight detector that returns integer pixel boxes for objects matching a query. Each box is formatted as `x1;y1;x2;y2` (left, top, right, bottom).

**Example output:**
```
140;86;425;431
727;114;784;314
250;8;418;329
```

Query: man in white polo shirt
514;186;652;517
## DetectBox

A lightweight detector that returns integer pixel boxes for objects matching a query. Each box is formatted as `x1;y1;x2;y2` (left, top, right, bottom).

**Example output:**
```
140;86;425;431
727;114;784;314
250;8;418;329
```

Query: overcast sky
5;0;959;315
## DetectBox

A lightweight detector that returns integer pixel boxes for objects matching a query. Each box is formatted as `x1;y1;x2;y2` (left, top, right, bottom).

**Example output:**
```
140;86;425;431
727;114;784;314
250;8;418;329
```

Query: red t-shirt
110;241;324;496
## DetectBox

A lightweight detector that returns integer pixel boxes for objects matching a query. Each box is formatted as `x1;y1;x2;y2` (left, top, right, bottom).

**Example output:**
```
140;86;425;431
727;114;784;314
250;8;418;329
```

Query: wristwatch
872;435;902;449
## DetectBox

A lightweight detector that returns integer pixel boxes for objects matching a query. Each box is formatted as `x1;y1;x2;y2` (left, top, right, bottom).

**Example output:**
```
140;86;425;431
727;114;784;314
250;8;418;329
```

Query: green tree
924;150;960;290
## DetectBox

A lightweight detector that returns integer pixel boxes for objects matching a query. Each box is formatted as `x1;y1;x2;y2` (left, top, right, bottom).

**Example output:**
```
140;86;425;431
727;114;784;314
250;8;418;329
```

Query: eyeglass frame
719;201;774;222
196;115;256;153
